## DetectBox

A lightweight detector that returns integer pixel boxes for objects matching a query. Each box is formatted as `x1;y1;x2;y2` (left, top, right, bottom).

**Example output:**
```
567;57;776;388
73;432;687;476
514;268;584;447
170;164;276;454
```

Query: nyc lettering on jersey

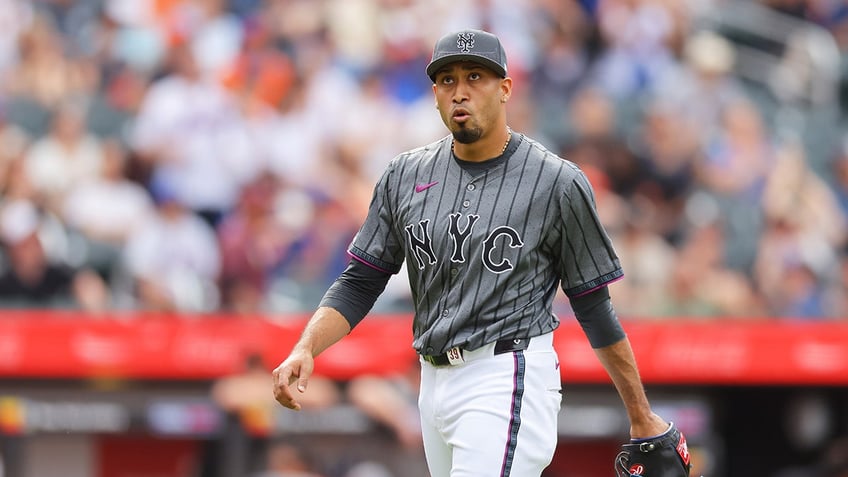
404;213;524;274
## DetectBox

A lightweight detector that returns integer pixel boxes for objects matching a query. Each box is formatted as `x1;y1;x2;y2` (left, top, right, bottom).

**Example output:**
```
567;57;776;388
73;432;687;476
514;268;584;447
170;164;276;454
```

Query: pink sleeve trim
348;251;394;274
571;274;624;298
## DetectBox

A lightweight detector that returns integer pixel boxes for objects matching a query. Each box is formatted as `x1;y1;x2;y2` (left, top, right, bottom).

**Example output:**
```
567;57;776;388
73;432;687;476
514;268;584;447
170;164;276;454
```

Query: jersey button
442;309;450;316
466;183;475;191
462;200;470;208
450;268;458;276
425;346;434;354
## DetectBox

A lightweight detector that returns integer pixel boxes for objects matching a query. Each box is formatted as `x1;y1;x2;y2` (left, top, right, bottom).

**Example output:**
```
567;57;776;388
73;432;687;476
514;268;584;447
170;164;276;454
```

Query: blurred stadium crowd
0;0;847;319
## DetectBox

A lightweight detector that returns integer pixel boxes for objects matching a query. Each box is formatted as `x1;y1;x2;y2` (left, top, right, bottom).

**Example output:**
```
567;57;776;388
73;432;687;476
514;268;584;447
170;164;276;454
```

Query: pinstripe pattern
349;133;622;354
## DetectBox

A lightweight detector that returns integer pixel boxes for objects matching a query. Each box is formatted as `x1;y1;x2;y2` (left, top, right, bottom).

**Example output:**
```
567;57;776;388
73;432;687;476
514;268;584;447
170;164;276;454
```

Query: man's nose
452;80;470;103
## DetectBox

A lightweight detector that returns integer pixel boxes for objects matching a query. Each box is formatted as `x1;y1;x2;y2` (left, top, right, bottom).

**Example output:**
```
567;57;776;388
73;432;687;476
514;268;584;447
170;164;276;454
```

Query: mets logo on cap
456;32;475;53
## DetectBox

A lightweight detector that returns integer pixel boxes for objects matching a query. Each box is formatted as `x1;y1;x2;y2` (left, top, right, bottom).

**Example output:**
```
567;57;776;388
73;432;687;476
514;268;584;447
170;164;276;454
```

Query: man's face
432;62;510;144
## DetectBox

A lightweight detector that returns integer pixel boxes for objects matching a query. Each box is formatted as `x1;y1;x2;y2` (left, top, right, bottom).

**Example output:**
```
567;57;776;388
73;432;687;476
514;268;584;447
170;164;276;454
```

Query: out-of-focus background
0;0;847;476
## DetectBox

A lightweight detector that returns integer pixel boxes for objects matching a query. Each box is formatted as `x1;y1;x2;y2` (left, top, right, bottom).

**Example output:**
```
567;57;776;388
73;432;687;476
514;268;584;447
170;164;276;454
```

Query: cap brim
426;54;506;81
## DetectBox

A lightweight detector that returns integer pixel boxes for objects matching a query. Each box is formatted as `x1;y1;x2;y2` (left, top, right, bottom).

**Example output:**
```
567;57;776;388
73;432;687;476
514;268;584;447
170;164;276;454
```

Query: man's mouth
452;108;471;123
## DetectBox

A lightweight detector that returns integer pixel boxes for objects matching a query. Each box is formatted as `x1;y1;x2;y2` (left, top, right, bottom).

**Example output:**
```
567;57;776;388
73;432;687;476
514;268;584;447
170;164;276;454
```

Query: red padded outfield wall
0;311;846;385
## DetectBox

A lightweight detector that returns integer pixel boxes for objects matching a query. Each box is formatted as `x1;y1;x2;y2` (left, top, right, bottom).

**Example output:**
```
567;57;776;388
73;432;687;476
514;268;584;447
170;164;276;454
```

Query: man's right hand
271;307;352;410
272;348;314;411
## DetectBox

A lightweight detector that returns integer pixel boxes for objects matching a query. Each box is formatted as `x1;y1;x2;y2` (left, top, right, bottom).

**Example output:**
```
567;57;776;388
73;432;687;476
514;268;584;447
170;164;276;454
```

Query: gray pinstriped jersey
349;133;622;355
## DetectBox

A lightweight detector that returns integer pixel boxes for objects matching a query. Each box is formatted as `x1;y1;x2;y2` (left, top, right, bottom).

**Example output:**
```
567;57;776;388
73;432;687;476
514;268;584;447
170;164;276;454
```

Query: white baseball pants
418;332;562;477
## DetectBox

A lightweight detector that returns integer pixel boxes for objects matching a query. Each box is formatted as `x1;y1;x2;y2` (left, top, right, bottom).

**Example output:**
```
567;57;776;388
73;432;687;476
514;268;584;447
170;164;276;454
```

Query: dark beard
452;127;482;144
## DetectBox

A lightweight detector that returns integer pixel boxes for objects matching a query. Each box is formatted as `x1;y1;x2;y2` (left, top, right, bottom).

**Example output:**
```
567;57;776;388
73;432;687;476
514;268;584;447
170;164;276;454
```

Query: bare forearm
273;306;350;410
294;306;352;357
594;337;665;435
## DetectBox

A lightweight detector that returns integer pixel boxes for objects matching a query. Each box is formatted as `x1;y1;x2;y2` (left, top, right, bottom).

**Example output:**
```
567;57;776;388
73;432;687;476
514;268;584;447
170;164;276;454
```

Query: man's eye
441;77;454;85
469;72;481;80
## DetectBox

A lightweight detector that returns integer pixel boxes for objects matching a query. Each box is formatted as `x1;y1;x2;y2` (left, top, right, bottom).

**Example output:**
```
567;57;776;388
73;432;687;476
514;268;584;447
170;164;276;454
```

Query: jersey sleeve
347;162;406;274
558;169;623;298
320;258;393;328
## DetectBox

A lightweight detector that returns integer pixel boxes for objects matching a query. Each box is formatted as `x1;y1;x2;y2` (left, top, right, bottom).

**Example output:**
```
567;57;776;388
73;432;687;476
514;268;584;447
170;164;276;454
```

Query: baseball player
273;29;685;477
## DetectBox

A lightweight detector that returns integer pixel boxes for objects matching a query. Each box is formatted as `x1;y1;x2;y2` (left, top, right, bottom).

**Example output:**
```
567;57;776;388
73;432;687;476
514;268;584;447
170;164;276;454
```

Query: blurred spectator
121;176;222;312
281;36;377;215
652;29;747;142
591;0;685;100
96;0;168;76
0;0;33;75
3;10;96;133
33;0;102;42
0;199;108;311
179;0;244;79
257;77;328;191
561;86;642;199
252;440;326;477
627;99;701;244
608;199;677;318
0;115;30;191
755;142;845;317
346;363;422;450
0;0;841;320
1;145;38;208
698;98;777;273
61;139;155;281
333;71;405;182
266;190;361;311
22;99;104;215
261;0;325;47
214;352;338;477
765;141;846;249
214;351;422;455
131;42;259;225
564;85;623;143
831;137;848;218
220;13;295;109
528;2;592;142
700;98;776;199
212;352;340;437
825;253;848;317
2;141;84;268
656;221;765;317
86;64;151;145
217;174;291;314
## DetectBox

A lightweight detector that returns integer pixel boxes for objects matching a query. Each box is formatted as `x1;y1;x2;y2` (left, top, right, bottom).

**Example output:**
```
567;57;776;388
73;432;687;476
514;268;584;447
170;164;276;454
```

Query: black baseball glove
614;422;692;477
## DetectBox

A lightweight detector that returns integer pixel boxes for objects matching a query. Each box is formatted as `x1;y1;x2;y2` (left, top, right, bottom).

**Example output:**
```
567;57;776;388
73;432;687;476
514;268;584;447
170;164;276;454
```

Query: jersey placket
447;177;480;288
439;176;482;349
462;180;477;208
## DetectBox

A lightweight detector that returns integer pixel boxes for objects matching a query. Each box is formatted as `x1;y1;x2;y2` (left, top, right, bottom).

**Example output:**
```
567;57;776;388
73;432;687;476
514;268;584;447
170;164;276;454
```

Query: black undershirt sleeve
569;286;626;349
319;258;393;329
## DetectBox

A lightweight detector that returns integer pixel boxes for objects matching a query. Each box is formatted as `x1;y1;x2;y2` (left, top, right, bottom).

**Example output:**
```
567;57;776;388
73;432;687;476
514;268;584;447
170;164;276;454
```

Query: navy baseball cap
426;29;508;82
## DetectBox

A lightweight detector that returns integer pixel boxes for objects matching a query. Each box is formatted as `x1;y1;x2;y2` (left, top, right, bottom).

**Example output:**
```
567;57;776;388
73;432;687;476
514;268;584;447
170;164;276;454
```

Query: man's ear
500;77;513;102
